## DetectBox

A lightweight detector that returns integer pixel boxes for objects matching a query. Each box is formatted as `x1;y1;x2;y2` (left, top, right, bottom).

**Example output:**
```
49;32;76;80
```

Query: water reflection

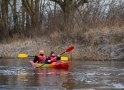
0;59;124;89
62;61;124;90
17;67;71;87
0;59;71;89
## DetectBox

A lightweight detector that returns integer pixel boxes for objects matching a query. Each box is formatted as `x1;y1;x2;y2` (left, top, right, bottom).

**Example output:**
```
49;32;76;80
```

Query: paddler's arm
56;54;60;60
33;56;39;63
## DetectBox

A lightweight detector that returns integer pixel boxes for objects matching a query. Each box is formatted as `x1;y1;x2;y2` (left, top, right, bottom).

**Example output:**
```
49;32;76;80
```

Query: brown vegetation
0;0;124;60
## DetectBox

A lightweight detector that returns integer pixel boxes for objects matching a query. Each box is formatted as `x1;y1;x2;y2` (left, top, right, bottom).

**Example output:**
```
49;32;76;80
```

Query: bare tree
1;0;9;38
22;0;36;27
22;0;25;31
35;0;40;23
50;0;88;30
13;0;18;33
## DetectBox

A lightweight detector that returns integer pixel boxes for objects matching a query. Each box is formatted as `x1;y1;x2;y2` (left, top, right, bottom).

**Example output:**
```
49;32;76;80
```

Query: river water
0;59;124;90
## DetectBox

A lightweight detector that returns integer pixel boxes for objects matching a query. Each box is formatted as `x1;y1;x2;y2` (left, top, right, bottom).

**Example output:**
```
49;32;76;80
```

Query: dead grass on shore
0;25;123;60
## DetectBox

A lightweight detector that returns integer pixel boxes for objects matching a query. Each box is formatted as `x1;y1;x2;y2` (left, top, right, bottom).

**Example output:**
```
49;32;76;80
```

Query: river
0;58;124;90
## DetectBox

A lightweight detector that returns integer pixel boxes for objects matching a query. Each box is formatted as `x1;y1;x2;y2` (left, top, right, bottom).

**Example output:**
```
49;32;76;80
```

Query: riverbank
0;27;124;60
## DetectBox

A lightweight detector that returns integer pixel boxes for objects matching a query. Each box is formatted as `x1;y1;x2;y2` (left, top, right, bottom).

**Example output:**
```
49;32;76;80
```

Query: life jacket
38;55;46;63
49;56;57;62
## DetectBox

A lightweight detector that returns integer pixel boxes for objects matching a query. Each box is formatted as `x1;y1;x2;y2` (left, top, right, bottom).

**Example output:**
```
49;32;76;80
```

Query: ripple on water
0;66;30;75
111;83;124;89
118;73;124;76
99;67;122;72
0;66;8;68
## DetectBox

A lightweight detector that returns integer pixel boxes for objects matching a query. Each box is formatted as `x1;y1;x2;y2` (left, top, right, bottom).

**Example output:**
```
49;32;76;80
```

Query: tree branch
75;0;88;9
50;0;65;11
50;0;63;5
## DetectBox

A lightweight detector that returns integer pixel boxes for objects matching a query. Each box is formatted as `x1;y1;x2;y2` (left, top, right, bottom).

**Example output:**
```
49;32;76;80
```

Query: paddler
46;51;60;64
33;50;47;63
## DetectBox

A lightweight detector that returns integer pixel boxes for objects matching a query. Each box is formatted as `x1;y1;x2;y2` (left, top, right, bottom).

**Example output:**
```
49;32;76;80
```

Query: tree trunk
50;0;88;30
1;0;9;38
13;0;18;33
22;1;25;31
35;0;39;23
22;0;36;27
31;0;34;26
54;2;57;16
64;6;76;31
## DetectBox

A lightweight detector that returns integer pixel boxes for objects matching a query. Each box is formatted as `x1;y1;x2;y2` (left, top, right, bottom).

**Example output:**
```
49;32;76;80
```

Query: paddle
40;45;74;67
60;56;68;61
18;46;74;67
60;46;74;55
18;54;34;58
18;46;74;59
18;53;68;61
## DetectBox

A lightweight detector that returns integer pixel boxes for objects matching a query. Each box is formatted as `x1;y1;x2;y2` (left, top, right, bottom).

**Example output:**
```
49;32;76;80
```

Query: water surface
0;59;124;90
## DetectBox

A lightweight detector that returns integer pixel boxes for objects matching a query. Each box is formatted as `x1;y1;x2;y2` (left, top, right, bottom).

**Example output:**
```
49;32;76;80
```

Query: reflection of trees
0;75;8;85
17;69;27;85
62;78;77;89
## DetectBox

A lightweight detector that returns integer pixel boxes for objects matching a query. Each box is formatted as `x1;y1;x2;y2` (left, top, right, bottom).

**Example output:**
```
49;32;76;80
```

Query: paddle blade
60;56;68;61
18;54;28;58
66;46;74;52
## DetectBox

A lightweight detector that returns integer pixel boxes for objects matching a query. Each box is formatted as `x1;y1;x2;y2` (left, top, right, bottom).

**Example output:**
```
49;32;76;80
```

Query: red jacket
49;56;57;62
38;55;46;63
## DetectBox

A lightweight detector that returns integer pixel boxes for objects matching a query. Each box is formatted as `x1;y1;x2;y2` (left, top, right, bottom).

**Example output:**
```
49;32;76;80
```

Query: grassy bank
0;26;124;60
